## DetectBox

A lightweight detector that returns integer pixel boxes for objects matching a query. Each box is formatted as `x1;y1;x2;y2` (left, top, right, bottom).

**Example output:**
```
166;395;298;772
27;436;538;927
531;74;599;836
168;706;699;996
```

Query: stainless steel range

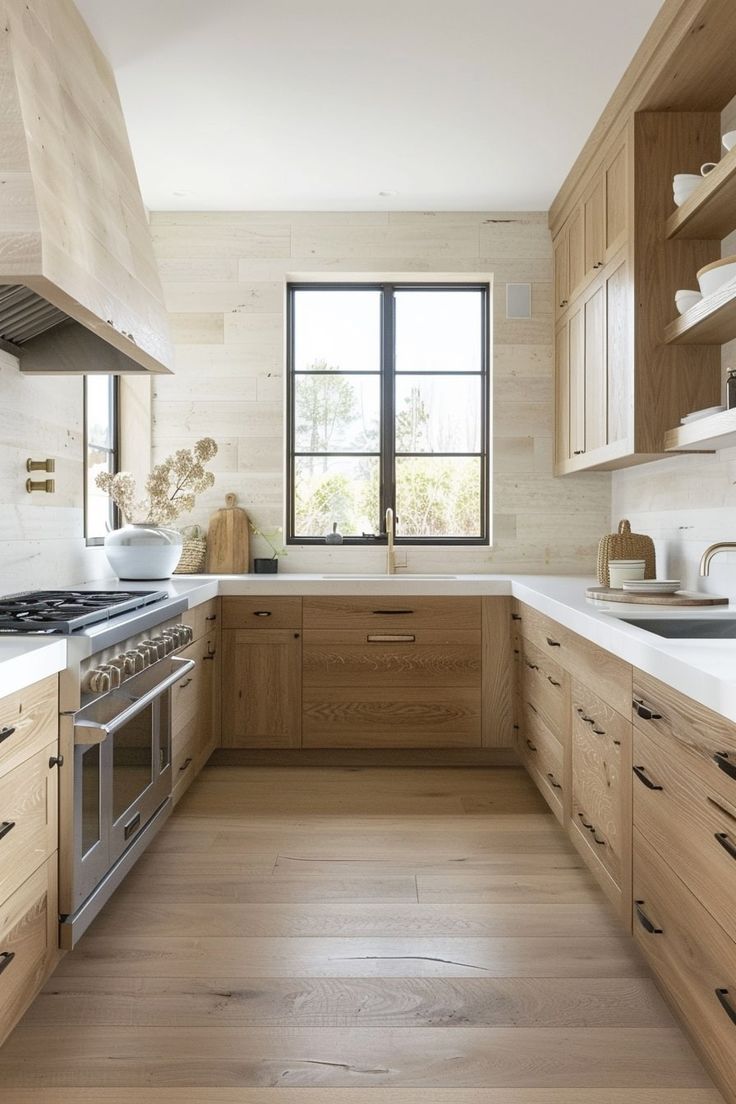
0;588;197;947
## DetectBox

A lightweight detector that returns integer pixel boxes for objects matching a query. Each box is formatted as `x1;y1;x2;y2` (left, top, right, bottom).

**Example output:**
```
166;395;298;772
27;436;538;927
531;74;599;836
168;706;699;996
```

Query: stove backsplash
0;349;112;592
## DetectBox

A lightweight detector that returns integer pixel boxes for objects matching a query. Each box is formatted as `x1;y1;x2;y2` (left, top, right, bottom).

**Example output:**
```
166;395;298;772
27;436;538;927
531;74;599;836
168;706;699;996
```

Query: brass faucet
699;542;736;576
385;506;396;575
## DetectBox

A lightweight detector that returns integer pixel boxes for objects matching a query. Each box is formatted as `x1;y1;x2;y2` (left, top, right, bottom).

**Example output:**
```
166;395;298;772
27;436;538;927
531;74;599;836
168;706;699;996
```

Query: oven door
70;655;194;913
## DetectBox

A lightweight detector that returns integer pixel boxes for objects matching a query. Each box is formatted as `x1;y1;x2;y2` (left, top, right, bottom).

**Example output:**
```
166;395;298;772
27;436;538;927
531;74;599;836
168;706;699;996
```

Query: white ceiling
77;0;663;211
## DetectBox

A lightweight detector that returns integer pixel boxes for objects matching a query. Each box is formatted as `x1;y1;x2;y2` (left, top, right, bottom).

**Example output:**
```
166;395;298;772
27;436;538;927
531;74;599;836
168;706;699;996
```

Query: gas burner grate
0;589;168;634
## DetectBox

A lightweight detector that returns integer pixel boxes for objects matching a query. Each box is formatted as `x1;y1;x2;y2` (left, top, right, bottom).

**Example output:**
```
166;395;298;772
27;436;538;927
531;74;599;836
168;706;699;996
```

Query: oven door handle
74;657;196;745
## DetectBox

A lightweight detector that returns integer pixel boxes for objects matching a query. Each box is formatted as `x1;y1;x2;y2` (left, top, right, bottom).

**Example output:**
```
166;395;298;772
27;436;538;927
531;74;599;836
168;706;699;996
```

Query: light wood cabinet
0;673;60;1048
570;680;632;923
171;602;220;804
552;113;722;472
222;629;302;749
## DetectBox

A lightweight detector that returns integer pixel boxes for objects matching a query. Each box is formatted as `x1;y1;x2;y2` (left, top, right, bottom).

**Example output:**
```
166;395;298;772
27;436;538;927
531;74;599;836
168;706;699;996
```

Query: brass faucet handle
26;457;55;473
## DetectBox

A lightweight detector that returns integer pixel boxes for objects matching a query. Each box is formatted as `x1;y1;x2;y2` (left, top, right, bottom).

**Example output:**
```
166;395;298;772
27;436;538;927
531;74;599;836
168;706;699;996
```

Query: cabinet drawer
303;596;480;632
222;597;302;630
171;633;215;730
181;598;219;642
519;639;567;735
0;743;57;907
517;603;631;715
519;703;564;822
570;680;631;913
633;829;736;1103
303;687;481;748
303;630;481;689
0;856;57;1047
633;722;736;944
0;676;58;777
633;668;736;809
172;726;199;804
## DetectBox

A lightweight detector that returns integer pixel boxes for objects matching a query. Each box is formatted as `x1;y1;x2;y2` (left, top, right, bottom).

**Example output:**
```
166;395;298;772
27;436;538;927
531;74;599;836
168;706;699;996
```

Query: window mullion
380;284;396;535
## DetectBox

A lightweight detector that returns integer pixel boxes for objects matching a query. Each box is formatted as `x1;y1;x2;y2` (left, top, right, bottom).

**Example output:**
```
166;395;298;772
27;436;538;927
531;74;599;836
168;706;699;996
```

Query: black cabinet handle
633;765;662;790
715;988;736;1026
635;901;662;934
49;754;64;769
714;751;736;781
592;833;606;846
179;757;193;772
578;812;594;830
205;614;217;622
715;832;736;861
547;676;561;687
546;637;561;648
0;726;16;745
372;609;413;615
511;613;522;621
546;772;562;789
0;950;15;976
592;727;606;736
0;821;15;841
633;699;662;721
524;661;539;671
525;739;537;752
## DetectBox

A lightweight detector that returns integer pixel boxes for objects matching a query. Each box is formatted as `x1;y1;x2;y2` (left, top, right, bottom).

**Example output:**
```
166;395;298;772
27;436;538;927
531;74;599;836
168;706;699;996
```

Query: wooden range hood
0;0;173;374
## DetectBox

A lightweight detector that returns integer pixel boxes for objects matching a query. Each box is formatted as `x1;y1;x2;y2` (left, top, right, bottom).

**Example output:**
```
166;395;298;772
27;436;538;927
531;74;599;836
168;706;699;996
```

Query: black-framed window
287;283;489;545
84;374;119;544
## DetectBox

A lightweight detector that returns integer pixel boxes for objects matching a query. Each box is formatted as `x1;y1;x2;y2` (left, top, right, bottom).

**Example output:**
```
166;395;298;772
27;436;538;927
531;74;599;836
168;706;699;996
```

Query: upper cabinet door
584;284;607;454
605;140;629;261
568;206;586;300
555;322;571;464
584;175;606;280
554;230;570;313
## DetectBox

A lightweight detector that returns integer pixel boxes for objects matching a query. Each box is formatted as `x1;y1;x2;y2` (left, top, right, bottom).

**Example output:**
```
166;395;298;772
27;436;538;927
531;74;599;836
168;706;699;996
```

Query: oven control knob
141;639;164;661
109;655;128;679
182;624;193;646
158;634;175;655
151;635;170;657
99;663;121;689
124;649;146;673
83;667;112;694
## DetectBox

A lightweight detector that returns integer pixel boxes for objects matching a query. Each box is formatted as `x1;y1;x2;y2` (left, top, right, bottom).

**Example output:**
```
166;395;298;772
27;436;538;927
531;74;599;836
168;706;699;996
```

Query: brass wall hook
26;458;55;473
26;478;55;494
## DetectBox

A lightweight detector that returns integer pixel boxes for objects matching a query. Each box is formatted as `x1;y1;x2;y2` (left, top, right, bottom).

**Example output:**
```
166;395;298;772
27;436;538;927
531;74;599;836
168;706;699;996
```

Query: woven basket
174;525;207;574
597;519;656;586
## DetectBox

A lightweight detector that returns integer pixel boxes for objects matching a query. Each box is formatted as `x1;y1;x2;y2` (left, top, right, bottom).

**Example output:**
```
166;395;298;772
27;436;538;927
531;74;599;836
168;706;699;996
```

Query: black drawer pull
592;726;606;736
253;611;272;617
527;701;538;714
578;812;594;830
635;901;662;934
524;660;539;671
714;751;736;781
0;950;15;976
372;609;413;615
511;613;522;621
715;832;736;861
715;988;736;1026
179;757;193;772
633;765;663;790
205;614;217;622
633;699;662;721
0;726;16;745
0;821;15;841
547;676;561;687
592;834;606;846
525;739;537;752
546;637;561;648
546;772;562;789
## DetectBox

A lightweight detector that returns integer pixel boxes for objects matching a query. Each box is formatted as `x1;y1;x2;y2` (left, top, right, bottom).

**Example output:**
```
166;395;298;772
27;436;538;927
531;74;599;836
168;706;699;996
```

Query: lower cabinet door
302;687;482;748
0;855;58;1047
633;829;736;1104
222;629;302;748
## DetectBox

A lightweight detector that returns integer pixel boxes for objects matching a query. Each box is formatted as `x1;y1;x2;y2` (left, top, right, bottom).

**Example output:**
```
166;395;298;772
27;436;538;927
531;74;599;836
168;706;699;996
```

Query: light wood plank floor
0;765;725;1103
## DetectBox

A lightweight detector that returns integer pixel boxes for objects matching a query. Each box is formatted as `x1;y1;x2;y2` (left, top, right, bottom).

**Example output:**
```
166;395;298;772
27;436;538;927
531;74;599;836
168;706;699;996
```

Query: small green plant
250;522;287;560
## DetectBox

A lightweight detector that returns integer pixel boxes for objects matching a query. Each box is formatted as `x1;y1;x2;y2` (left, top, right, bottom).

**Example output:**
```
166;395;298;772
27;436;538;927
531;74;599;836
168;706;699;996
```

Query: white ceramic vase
103;523;183;580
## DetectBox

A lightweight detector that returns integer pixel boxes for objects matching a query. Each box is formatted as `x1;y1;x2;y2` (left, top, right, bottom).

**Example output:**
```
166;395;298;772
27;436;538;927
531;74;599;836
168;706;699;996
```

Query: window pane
294;289;381;373
395;457;482;538
294;456;379;537
87;446;114;538
395;290;483;373
395;376;482;453
86;374;114;447
294;373;380;453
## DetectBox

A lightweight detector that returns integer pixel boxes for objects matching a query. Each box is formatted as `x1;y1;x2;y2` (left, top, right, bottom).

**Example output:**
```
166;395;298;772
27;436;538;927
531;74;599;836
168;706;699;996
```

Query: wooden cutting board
586;586;728;606
206;493;249;574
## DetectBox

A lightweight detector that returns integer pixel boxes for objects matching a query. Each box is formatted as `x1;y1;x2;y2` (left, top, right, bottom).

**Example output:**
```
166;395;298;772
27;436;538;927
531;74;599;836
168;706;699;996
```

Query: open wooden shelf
664;279;736;344
666;146;736;240
664;407;736;452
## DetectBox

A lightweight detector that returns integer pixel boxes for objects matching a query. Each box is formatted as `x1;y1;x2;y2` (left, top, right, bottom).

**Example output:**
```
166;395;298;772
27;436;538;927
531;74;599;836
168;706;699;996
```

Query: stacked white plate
681;405;725;425
622;579;681;595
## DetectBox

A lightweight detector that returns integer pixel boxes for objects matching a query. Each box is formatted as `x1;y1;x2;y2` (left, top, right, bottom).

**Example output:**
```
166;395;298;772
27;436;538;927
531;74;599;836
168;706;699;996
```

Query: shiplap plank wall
0;349;106;590
150;211;610;573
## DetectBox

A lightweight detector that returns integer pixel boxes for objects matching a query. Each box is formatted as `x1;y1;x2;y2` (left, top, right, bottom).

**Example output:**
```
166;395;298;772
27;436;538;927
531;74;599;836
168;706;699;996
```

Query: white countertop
3;572;736;723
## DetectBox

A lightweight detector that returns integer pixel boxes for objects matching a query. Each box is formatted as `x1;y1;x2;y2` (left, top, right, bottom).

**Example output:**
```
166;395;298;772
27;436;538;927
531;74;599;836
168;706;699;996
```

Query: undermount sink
620;617;736;639
319;574;458;580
